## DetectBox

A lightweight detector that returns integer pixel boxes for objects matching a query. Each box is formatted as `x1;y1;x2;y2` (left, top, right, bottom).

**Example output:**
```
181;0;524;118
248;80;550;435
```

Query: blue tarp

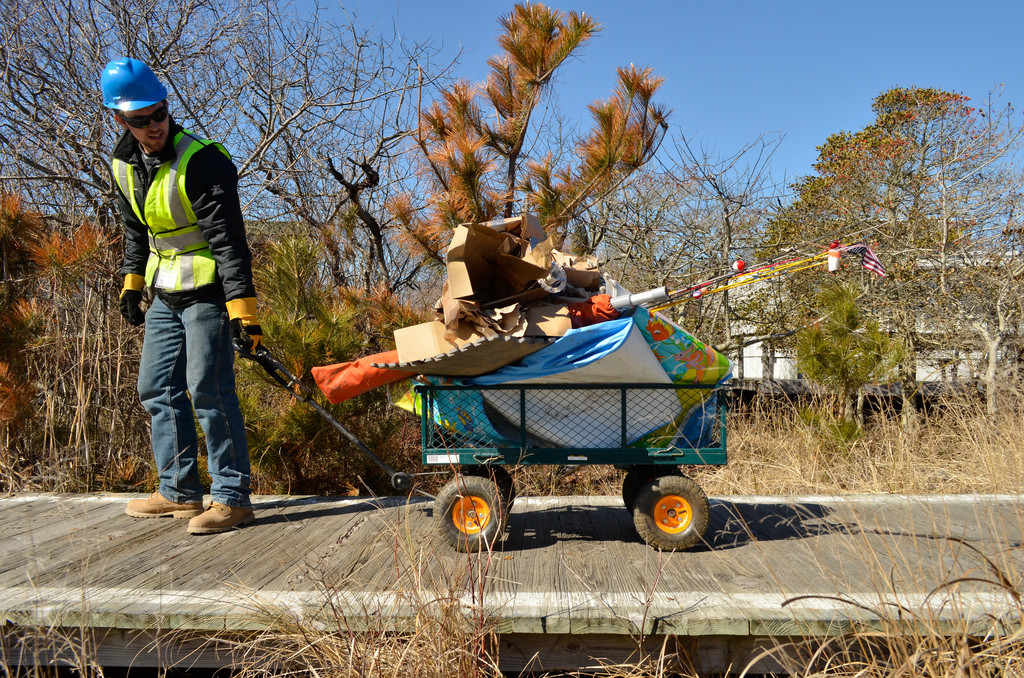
466;318;637;385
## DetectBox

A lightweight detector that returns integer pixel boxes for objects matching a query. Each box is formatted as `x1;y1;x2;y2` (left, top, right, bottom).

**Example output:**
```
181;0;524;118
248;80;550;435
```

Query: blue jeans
138;296;251;507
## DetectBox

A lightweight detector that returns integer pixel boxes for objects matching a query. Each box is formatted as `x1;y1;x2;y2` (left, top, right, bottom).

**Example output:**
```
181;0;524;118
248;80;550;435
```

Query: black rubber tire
463;465;517;508
435;474;509;552
490;466;517;508
621;465;662;512
632;474;710;551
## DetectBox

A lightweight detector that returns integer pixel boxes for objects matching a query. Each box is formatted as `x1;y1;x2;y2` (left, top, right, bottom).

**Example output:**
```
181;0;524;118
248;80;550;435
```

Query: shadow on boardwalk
485;498;842;552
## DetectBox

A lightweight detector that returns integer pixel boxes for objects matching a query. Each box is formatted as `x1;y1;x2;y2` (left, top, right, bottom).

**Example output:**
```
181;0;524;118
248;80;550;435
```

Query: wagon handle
240;346;415;492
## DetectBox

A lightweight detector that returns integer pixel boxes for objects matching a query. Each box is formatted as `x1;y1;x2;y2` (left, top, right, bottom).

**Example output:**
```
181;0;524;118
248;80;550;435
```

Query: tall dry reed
700;392;1024;497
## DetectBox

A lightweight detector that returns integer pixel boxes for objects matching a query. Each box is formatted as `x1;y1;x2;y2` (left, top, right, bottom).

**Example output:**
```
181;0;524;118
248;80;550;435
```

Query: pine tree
388;2;669;260
796;282;903;425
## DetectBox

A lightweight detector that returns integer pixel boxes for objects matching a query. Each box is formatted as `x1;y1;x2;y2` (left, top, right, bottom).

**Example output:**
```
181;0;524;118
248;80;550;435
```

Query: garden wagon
246;348;727;553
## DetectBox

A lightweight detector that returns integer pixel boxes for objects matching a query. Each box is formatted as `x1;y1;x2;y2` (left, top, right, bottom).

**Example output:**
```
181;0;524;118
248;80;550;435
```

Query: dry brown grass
697;393;1024;497
219;592;501;677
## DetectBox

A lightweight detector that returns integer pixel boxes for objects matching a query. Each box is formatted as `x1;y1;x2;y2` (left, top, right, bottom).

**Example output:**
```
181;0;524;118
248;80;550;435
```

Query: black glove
230;318;263;354
119;289;146;326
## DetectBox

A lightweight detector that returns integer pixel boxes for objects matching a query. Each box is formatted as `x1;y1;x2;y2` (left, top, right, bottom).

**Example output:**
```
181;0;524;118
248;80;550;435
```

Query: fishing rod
610;239;884;313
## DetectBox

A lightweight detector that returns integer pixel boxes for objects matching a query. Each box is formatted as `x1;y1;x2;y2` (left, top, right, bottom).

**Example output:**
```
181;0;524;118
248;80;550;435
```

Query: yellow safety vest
112;131;230;291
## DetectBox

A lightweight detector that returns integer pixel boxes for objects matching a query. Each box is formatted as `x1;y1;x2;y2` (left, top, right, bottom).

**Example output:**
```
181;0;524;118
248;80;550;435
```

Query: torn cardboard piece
494;251;550;293
479;213;547;245
389;213;596;378
553;250;603;290
436;281;545;334
395;320;487;365
446;223;504;301
446;214;551;303
376;335;555;377
395;304;571;367
509;303;572;337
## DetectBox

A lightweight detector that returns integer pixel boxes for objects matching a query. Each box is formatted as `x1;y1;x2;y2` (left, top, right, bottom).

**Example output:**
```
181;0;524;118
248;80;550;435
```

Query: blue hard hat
100;57;167;111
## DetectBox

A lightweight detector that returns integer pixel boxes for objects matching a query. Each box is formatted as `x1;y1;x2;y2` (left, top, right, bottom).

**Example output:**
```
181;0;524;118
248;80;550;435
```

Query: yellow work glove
226;297;263;354
119;274;146;326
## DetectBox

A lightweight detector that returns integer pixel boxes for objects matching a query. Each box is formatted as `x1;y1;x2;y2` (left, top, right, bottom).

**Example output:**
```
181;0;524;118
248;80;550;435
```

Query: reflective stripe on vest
111;131;230;291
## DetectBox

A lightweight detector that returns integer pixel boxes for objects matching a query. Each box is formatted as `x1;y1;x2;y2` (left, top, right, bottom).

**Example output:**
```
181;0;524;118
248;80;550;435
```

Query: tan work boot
125;491;203;519
187;502;255;534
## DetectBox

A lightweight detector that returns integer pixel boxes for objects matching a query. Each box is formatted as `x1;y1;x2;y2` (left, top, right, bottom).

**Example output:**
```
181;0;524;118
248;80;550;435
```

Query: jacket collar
112;117;184;164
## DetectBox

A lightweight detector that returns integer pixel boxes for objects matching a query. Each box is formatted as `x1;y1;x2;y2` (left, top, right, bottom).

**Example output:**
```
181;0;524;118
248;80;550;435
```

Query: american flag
843;244;886;277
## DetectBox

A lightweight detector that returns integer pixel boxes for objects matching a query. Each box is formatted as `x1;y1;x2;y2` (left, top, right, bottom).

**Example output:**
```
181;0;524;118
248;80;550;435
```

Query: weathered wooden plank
2;626;245;669
0;495;132;582
528;498;585;636
550;502;645;635
591;504;689;636
483;498;531;635
0;494;118;540
107;497;383;591
499;496;569;634
496;630;799;675
0;624;793;675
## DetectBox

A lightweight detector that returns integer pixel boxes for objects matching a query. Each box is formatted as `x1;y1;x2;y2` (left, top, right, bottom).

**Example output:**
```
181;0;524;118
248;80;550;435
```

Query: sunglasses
120;103;168;129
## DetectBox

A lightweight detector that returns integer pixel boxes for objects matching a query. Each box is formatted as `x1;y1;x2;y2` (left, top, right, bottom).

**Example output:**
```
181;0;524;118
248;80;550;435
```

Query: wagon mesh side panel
420;384;723;457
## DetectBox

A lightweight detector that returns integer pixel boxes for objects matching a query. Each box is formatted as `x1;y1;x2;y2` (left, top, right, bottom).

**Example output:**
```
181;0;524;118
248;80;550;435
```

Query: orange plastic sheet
311;350;416;404
567;294;619;328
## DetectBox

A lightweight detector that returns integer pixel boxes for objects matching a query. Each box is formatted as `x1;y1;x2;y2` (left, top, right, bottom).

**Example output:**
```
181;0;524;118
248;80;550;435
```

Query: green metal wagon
246;345;727;553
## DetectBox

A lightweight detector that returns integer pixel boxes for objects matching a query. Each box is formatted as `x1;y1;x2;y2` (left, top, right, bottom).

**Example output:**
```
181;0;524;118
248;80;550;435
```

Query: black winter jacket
112;118;256;309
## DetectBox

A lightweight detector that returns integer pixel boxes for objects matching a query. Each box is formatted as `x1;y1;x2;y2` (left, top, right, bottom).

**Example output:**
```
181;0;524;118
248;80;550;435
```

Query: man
101;56;262;534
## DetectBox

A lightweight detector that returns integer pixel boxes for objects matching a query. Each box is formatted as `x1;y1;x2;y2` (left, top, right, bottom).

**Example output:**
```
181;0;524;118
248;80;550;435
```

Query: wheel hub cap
451;496;490;534
654;494;692;533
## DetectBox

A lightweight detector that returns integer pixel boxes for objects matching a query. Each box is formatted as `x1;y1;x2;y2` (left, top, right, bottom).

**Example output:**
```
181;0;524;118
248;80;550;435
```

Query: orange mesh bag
311;350;416;404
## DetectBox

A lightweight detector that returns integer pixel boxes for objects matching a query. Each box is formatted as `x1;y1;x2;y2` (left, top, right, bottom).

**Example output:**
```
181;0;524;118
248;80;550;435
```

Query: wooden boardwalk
1;492;1022;673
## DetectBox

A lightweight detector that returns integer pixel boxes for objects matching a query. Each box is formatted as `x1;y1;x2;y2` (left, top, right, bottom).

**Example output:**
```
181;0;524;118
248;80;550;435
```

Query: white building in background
732;341;977;384
705;262;988;386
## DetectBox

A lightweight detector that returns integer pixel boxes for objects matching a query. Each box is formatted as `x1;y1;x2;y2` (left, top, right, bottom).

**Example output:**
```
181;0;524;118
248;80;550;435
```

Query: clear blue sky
335;0;1022;184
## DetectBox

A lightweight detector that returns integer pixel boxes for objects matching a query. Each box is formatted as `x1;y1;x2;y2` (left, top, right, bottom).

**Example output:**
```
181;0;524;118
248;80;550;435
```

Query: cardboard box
446;222;548;302
394;320;487;364
522;237;553;269
446;223;501;300
494;252;550;291
553;250;602;290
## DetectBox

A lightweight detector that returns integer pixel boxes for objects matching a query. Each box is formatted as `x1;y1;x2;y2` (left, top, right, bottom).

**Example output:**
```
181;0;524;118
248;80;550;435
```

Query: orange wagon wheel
652;494;694;533
632;474;710;551
435;473;509;552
